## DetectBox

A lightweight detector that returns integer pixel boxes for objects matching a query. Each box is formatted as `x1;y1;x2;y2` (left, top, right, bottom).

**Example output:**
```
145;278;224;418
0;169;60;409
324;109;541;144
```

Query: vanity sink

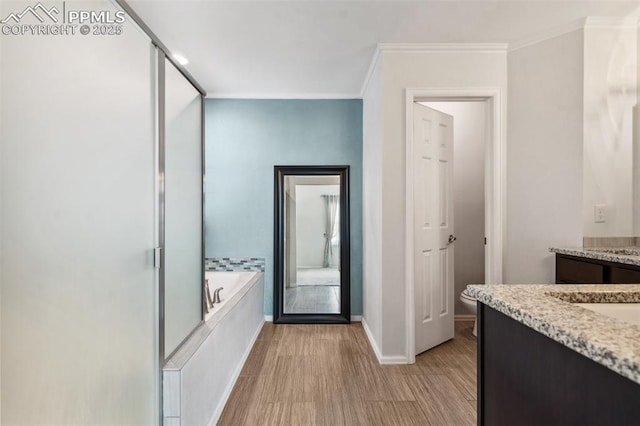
574;303;640;326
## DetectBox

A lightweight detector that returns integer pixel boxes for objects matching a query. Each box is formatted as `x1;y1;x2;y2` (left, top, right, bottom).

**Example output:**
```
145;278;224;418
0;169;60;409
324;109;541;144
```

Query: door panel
421;250;433;323
420;157;434;228
440;248;449;316
439;160;449;226
414;103;455;355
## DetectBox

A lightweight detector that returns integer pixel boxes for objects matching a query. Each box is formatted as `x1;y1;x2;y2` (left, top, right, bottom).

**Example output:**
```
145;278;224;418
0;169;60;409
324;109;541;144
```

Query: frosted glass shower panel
164;58;204;357
1;1;157;423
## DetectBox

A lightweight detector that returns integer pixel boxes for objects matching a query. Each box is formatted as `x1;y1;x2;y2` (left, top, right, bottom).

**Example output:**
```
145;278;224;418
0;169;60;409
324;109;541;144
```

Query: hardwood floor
218;320;477;425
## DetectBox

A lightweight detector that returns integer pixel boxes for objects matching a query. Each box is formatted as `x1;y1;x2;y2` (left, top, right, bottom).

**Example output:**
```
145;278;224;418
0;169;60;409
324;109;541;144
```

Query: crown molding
584;16;639;29
206;92;361;100
359;45;382;98
509;18;586;52
509;16;640;52
377;42;509;52
359;42;508;97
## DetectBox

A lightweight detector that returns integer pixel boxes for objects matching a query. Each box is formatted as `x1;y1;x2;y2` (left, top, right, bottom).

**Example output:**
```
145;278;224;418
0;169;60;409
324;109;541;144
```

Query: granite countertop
550;247;640;267
467;284;640;385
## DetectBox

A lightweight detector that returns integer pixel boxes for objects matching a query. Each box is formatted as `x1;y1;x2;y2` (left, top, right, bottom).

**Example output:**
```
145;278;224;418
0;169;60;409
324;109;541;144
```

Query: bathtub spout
213;287;223;304
204;279;213;312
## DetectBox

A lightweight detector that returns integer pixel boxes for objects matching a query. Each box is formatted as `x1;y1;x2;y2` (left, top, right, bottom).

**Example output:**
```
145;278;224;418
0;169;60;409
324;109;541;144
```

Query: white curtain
322;194;339;268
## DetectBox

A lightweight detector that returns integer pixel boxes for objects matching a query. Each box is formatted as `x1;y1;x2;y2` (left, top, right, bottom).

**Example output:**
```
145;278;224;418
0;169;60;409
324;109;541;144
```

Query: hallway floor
218;320;477;425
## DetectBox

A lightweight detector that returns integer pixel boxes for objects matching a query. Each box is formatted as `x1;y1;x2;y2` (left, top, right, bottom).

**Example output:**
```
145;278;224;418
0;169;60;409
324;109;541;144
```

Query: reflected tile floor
285;285;340;314
296;268;340;286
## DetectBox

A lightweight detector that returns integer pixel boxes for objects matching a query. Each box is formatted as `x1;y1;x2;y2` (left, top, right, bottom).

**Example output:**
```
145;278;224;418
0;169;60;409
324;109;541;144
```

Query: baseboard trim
380;355;409;364
208;317;265;426
455;315;476;321
265;314;361;322
361;318;383;362
361;318;408;365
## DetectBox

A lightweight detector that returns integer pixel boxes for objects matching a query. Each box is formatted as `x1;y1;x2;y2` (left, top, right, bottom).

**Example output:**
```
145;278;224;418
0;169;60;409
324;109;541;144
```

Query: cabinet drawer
610;266;640;284
556;256;604;284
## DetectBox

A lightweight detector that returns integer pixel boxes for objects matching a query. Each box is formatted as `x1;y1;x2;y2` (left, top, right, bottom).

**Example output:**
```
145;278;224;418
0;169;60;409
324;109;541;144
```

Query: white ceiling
126;1;640;98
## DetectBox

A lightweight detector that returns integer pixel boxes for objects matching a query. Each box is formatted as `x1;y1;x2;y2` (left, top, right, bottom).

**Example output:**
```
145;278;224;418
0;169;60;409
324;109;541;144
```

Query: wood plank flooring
218;321;477;425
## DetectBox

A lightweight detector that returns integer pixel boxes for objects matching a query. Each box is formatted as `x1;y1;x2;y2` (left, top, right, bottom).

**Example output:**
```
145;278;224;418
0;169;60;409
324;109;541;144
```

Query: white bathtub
204;271;259;322
163;271;264;426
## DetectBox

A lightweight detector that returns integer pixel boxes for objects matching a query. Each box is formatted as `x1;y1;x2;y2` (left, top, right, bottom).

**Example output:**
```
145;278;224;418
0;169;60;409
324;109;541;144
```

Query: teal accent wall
205;99;363;316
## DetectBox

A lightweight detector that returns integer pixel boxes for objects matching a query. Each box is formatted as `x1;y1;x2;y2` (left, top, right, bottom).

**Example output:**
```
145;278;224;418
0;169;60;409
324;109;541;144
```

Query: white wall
1;1;158;423
636;27;640;237
0;18;4;420
295;184;340;268
506;30;585;283
582;23;638;238
362;54;384;352
362;47;507;359
507;21;639;281
423;102;486;315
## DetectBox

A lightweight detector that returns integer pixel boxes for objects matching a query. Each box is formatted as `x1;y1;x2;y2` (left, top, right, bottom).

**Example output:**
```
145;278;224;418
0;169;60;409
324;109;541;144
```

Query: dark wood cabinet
478;304;640;425
610;265;640;284
555;253;640;284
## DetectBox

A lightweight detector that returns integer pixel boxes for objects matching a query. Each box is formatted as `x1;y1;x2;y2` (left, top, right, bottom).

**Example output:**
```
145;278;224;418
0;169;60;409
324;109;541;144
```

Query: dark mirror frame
274;165;351;324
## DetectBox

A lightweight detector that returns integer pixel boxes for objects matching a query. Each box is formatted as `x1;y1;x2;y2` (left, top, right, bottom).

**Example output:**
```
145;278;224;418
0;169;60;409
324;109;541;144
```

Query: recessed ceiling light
172;53;189;65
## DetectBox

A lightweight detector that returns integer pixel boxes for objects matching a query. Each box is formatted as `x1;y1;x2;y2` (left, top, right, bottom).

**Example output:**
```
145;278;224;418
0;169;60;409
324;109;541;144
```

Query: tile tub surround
205;257;265;272
550;247;640;267
466;284;640;385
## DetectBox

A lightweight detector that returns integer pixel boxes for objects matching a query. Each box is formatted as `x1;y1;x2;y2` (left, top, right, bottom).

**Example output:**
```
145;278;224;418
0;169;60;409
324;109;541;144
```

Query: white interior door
413;102;455;355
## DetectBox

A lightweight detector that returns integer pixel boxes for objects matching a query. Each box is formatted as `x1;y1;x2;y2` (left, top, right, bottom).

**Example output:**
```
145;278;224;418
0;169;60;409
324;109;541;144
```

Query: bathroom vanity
551;247;640;284
467;284;640;426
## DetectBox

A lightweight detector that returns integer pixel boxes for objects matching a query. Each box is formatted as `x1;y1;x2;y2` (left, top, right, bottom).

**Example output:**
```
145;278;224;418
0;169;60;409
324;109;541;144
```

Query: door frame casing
405;88;506;363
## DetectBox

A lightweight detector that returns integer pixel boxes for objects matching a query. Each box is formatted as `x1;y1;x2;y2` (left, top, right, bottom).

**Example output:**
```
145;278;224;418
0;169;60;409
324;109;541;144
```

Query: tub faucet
213;287;223;304
204;279;213;312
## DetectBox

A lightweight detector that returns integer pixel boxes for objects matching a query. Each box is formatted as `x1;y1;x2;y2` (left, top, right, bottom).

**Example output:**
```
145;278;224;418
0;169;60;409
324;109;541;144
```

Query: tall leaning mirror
274;166;350;324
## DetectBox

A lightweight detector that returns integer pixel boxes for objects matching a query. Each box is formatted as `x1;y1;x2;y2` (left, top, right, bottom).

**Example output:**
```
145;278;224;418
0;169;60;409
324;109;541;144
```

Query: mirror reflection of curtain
322;194;339;268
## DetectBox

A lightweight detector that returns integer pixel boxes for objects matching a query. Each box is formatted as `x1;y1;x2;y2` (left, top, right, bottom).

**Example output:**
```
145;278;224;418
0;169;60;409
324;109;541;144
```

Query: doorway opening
405;88;505;362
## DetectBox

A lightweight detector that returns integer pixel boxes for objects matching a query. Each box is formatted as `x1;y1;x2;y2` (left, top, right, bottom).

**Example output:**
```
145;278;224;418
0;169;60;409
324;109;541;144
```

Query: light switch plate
594;204;606;223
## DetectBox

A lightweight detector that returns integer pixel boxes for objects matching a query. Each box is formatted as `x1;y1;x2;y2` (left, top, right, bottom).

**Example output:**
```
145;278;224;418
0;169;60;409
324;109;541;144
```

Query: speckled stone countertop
550;247;640;266
467;284;640;385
